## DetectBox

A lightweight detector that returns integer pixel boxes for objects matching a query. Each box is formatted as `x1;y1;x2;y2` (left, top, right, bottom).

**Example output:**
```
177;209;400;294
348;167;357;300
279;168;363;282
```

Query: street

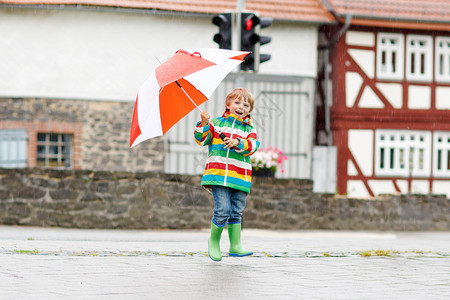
0;226;449;299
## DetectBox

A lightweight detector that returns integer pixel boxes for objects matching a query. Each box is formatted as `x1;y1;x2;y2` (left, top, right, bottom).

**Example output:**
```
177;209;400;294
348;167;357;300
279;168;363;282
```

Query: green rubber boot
228;223;253;257
208;222;224;261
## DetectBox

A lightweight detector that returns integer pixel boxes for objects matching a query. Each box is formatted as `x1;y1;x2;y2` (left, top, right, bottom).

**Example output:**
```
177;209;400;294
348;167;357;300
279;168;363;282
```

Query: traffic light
258;16;273;67
240;13;273;71
212;13;232;49
240;13;258;71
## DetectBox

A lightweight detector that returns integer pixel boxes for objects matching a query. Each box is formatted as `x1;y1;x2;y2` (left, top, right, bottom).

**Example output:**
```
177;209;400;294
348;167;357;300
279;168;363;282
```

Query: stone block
50;189;79;201
12;187;46;199
81;193;102;202
48;169;73;179
0;190;10;200
8;202;31;218
93;171;114;181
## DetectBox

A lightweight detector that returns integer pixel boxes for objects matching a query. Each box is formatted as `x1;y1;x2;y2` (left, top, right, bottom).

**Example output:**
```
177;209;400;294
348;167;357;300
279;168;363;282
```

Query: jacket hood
222;109;253;126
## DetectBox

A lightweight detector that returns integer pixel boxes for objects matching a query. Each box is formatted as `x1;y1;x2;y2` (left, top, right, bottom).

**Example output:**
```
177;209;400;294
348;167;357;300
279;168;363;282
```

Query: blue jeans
211;186;247;227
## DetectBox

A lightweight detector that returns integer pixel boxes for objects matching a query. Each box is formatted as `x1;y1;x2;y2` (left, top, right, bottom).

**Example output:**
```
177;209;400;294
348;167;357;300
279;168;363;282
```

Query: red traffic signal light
240;13;273;72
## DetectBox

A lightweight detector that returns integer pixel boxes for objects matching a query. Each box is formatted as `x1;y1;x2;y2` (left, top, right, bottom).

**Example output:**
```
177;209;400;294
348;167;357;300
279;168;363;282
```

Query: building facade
0;1;332;179
317;1;450;197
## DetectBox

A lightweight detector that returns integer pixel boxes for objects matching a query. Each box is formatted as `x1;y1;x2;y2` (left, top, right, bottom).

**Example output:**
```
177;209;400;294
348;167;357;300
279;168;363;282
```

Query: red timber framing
323;25;450;196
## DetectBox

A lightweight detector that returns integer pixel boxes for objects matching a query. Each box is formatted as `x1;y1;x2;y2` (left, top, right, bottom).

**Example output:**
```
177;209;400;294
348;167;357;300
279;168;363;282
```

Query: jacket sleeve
234;127;260;157
194;121;213;146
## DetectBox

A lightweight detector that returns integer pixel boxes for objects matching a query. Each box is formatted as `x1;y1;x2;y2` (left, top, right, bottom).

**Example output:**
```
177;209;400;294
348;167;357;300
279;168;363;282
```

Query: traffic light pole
235;0;245;88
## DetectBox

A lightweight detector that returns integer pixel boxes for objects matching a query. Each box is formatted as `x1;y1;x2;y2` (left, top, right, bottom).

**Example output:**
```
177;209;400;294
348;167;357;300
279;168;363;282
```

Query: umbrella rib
175;80;219;134
175;80;203;114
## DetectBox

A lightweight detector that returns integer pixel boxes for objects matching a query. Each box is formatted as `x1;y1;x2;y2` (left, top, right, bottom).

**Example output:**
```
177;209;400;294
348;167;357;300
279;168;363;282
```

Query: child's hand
200;110;210;127
223;137;239;149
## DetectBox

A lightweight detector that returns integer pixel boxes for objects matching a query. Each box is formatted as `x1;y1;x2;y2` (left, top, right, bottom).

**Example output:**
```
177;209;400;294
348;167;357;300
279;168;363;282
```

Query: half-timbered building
318;0;450;197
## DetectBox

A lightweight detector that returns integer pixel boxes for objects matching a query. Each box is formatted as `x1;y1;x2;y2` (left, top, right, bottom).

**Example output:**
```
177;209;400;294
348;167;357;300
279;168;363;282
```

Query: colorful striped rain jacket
194;111;260;193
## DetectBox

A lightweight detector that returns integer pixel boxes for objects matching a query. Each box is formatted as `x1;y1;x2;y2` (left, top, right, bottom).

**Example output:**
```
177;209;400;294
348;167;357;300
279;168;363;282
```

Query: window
433;132;450;177
376;33;404;80
406;35;433;81
37;133;72;168
0;129;27;168
435;37;450;82
375;130;431;177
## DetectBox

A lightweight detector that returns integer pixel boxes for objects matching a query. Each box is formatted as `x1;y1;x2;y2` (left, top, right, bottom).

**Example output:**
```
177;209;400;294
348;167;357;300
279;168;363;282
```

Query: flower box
251;147;288;177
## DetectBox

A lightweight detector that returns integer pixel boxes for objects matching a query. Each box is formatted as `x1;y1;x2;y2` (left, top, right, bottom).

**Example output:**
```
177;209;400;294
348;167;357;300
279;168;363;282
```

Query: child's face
226;97;251;119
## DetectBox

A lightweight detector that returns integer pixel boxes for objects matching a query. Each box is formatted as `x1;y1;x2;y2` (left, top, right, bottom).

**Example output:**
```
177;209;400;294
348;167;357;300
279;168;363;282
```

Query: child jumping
194;88;260;262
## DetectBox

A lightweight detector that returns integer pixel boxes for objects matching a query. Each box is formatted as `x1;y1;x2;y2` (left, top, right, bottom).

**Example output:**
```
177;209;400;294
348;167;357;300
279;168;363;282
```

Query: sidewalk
0;226;449;299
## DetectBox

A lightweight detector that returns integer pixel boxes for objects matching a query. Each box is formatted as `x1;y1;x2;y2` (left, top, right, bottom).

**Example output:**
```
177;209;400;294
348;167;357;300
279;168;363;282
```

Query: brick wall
0;168;448;231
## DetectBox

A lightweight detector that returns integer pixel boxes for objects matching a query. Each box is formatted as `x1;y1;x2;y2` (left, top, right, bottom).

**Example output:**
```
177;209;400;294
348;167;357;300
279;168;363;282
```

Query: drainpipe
319;0;352;146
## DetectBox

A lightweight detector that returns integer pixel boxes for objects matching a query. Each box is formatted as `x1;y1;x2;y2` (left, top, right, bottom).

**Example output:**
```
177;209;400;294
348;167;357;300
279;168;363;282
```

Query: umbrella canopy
130;48;249;148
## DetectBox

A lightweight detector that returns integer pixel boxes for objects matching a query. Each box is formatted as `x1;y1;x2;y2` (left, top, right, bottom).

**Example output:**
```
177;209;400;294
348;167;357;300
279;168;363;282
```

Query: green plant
359;250;392;257
14;249;39;254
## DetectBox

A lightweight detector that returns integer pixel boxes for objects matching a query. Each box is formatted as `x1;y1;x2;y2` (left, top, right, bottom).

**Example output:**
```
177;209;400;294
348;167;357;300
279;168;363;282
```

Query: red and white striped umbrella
130;48;249;148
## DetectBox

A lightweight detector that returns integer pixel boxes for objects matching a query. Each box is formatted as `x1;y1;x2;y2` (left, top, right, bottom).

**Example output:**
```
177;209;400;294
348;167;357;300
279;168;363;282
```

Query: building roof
0;0;335;23
330;0;450;30
1;0;449;30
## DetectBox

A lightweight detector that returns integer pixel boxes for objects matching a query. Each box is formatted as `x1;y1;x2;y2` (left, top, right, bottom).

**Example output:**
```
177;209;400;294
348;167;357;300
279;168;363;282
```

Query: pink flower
251;147;288;173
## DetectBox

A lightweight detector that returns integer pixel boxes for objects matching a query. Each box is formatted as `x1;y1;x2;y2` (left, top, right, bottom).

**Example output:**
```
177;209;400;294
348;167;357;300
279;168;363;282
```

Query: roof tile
1;0;449;28
0;0;335;22
331;0;450;23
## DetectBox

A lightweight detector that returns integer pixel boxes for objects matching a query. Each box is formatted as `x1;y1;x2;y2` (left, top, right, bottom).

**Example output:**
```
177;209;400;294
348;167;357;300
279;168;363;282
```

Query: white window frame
435;36;450;83
375;130;431;177
0;129;27;168
376;33;404;81
405;35;433;82
433;131;450;178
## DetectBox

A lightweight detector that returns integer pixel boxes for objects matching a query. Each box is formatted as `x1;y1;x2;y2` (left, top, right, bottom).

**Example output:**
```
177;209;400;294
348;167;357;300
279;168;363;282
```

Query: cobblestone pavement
0;226;449;299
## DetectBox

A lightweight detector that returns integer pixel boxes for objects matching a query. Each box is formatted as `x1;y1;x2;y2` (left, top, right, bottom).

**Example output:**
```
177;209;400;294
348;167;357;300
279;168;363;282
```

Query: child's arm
233;128;260;156
200;110;210;127
194;110;213;146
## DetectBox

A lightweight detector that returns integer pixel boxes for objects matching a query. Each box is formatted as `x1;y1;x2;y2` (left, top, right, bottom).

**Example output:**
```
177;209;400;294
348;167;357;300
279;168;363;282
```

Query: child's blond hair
225;88;255;113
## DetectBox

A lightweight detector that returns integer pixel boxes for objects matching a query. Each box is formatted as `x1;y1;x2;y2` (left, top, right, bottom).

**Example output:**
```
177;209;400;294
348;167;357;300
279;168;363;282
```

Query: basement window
376;33;404;80
37;133;72;168
375;130;431;177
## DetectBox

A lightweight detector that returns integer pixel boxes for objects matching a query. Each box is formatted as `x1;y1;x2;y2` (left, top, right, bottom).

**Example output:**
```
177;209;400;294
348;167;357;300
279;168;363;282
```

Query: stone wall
0;98;164;172
0;168;448;231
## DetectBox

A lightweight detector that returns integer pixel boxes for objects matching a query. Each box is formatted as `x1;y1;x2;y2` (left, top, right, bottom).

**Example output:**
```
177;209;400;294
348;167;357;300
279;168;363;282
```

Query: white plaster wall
358;86;384;108
347;159;358;176
436;86;450;109
345;72;363;107
348;129;373;176
0;8;319;102
375;83;403;109
368;180;397;195
348;49;374;78
411;180;430;194
432;181;450;198
408;85;431;109
345;31;375;47
396;180;409;194
259;23;318;77
347;180;371;198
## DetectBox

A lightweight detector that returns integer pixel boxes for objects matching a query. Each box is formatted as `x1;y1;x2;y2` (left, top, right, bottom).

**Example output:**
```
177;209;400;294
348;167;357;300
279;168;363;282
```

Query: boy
194;88;260;262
